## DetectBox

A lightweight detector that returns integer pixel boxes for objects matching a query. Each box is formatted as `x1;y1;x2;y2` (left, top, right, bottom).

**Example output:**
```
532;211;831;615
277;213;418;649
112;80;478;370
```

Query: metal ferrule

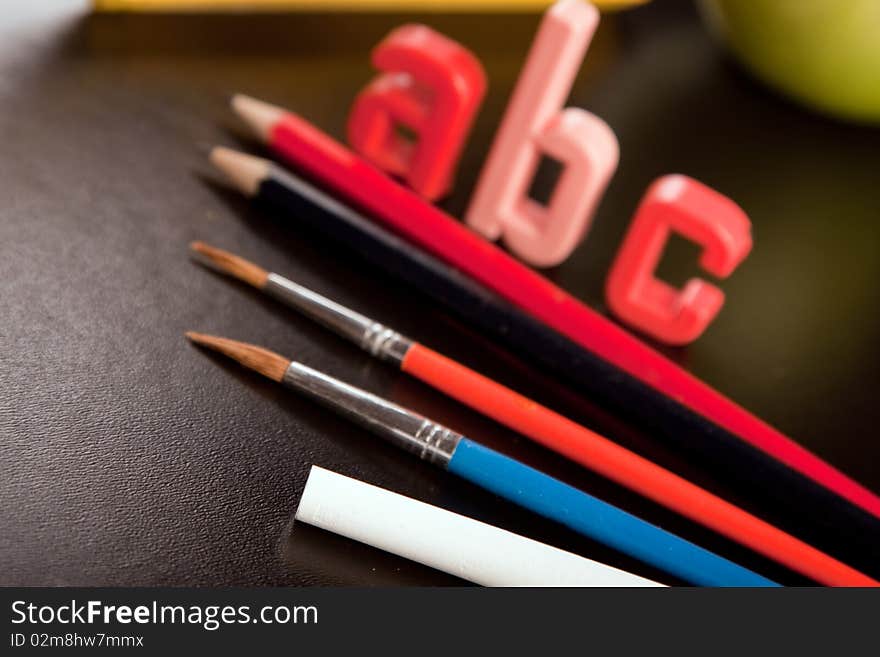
282;361;462;468
264;273;413;366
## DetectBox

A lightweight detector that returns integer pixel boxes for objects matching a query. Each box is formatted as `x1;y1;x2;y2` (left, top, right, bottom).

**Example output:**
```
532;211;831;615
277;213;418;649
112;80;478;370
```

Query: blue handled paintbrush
185;331;778;587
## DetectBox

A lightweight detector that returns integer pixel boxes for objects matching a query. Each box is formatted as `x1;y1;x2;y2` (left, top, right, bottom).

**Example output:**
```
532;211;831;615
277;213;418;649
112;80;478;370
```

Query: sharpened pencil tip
185;332;291;382
189;241;269;289
209;146;270;197
231;94;284;143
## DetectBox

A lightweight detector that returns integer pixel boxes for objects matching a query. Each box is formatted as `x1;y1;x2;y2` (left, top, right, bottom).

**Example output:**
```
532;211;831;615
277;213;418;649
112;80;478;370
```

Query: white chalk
294;465;664;587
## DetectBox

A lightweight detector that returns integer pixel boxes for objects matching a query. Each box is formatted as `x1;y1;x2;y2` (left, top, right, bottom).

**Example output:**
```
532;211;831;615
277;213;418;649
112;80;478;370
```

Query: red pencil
230;93;880;521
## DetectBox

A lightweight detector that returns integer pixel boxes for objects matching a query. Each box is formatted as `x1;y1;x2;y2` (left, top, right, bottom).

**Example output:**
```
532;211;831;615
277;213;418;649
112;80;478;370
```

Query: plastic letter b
465;0;619;268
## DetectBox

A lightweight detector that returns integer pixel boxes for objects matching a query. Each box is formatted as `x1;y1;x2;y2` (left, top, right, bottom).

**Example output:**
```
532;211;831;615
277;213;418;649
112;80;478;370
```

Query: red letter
605;175;753;345
347;24;486;201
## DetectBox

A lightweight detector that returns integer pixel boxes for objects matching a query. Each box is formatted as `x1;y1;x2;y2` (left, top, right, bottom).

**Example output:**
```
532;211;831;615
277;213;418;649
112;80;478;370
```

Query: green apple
699;0;880;123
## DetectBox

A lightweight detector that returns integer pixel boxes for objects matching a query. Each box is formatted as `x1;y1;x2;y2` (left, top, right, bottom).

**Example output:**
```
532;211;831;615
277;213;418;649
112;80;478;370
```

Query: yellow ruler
94;0;648;12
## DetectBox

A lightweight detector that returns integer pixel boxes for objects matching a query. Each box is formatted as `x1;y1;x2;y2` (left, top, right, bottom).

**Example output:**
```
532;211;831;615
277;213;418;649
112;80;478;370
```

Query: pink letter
605;175;753;345
465;0;619;268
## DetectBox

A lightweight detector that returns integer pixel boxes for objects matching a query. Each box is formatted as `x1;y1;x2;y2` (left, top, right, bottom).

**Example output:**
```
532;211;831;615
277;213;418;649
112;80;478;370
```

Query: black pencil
208;146;880;575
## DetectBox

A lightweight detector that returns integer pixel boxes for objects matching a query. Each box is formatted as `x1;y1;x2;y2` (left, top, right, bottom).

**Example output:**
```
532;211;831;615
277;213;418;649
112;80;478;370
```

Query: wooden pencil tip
209;146;270;197
231;94;284;144
186;332;290;382
189;241;269;289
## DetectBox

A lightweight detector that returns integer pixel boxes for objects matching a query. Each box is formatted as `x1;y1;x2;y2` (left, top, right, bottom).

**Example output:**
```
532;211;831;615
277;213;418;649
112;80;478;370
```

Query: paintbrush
184;330;783;586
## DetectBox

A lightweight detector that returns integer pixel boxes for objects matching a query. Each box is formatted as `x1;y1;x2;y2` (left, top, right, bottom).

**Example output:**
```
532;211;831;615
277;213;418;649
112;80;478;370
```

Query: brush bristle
186;332;290;382
190;241;269;289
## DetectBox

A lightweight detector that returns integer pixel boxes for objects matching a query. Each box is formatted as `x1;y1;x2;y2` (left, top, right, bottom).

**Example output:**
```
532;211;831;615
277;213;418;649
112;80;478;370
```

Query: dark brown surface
1;0;878;586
